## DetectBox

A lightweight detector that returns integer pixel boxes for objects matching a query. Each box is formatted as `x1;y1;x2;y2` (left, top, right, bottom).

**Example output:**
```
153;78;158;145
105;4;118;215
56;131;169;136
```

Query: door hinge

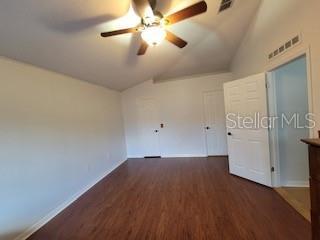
271;167;275;172
265;82;269;89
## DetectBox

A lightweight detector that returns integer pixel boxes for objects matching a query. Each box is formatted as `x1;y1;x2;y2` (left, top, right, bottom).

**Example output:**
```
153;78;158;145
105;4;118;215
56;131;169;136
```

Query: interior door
137;98;161;157
203;91;227;156
224;73;272;186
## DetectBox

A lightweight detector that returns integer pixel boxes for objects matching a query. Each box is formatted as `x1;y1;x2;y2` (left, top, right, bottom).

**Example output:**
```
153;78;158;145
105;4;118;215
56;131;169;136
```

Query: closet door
203;91;227;156
137;98;161;157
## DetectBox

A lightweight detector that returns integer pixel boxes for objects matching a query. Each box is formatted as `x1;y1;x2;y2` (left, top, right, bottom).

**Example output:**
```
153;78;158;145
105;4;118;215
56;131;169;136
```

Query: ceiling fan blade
137;41;149;55
149;0;157;10
133;0;154;18
165;31;188;48
100;27;138;37
165;1;207;25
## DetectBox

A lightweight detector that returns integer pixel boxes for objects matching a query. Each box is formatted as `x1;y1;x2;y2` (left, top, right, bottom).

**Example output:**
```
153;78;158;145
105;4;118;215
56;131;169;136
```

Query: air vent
219;0;233;13
268;35;302;61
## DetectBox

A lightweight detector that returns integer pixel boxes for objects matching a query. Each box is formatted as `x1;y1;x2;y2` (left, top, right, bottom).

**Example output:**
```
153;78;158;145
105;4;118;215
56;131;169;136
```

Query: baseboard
161;154;207;158
282;181;310;188
127;154;208;159
127;155;143;159
14;159;127;240
208;155;228;157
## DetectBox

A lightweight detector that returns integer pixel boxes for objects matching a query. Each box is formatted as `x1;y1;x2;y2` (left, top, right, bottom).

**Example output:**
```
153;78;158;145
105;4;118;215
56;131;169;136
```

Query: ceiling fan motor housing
141;11;166;28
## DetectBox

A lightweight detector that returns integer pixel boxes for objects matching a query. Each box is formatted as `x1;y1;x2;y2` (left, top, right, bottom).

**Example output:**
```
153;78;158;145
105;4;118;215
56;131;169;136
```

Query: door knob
228;132;232;136
155;130;159;133
206;126;210;130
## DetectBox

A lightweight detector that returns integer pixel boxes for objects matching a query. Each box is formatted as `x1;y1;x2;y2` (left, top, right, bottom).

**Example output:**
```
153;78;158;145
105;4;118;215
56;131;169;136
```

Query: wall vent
219;0;233;13
268;35;302;61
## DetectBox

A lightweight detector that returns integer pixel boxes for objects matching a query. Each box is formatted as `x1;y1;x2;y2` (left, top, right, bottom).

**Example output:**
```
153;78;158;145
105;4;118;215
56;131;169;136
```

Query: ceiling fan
100;0;208;56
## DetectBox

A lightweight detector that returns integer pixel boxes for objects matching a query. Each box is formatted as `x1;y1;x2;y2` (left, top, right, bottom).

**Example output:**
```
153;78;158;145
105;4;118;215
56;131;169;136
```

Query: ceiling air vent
268;34;302;61
219;0;233;13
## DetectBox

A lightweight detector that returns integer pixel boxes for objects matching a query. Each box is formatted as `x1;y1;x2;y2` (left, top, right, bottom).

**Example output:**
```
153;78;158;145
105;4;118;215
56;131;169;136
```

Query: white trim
127;154;208;158
266;49;313;188
14;159;127;240
162;154;207;158
282;181;310;188
127;155;144;159
266;46;315;138
267;72;281;187
202;89;227;157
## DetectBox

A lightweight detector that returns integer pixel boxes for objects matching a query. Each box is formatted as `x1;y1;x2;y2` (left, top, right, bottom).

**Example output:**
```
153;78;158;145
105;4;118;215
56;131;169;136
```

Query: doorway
203;91;227;156
137;98;161;158
268;55;310;220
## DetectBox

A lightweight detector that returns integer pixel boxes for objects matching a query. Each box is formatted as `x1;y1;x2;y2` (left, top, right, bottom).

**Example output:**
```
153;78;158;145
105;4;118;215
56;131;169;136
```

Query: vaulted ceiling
0;0;261;90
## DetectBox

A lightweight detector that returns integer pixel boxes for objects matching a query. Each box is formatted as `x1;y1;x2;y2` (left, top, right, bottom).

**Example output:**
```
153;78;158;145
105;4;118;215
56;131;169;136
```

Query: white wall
121;73;233;158
231;0;320;136
0;57;127;240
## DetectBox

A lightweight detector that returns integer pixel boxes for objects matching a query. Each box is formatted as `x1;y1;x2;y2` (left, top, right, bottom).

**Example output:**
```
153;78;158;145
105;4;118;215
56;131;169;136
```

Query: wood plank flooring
28;157;311;240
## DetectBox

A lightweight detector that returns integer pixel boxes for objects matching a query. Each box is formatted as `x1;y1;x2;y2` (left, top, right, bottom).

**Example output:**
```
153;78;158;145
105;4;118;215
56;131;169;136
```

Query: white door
203;91;227;156
224;73;272;186
137;98;161;157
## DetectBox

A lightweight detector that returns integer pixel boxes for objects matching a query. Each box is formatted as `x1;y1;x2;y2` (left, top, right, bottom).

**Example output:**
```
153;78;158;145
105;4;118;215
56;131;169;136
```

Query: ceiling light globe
141;27;167;46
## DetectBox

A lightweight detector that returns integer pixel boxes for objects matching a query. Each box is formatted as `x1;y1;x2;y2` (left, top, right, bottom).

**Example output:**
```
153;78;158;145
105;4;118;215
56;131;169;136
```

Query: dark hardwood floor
28;157;311;240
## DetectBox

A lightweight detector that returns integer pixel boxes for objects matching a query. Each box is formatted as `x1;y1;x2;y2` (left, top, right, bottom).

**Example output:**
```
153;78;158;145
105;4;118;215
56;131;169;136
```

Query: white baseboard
14;159;127;240
162;154;207;158
127;154;207;158
127;155;143;158
282;180;310;188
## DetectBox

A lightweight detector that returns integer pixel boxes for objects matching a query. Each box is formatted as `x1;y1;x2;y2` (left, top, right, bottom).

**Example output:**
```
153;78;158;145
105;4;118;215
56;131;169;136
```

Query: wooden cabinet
302;138;320;240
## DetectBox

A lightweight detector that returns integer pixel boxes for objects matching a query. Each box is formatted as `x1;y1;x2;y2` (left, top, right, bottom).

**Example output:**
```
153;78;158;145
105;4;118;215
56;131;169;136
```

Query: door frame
137;97;162;158
202;89;227;157
266;46;314;187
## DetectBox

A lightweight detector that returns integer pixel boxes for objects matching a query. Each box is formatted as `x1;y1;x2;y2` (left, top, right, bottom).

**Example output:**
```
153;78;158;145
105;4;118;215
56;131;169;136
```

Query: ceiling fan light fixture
141;26;167;46
101;1;208;55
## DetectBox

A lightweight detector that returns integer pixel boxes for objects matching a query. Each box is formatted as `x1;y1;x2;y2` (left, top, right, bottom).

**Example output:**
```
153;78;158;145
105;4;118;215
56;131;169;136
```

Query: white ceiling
0;0;261;90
